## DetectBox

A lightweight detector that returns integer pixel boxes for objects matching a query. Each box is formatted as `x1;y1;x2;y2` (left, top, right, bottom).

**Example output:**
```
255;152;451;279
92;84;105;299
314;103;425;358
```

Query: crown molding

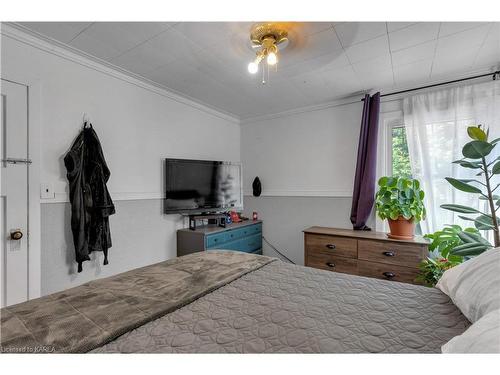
240;96;364;125
1;23;240;125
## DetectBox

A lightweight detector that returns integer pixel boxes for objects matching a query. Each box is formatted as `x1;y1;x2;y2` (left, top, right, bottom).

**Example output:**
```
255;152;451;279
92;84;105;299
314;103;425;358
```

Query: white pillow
436;247;500;322
442;309;500;353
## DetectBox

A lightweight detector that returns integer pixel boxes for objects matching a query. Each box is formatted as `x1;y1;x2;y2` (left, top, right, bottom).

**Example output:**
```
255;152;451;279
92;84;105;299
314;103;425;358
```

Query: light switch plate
40;183;54;199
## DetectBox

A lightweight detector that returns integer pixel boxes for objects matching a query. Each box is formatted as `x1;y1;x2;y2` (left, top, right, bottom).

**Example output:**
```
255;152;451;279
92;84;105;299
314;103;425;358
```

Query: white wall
241;102;363;197
240;101;395;264
1;27;240;295
1;28;240;202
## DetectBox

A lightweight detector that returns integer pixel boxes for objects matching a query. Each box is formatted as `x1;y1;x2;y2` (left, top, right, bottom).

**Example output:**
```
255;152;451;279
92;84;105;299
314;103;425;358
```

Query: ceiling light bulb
267;51;278;66
248;61;259;74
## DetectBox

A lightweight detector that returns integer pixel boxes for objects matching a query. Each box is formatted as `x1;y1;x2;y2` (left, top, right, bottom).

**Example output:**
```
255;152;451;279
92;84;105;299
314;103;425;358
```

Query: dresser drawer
206;232;228;248
216;234;262;253
305;234;357;259
358;239;426;268
358;260;420;284
307;253;358;275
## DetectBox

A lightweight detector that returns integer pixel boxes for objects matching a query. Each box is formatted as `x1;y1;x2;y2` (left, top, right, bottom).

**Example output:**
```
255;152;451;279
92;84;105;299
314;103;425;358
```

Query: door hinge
2;158;32;165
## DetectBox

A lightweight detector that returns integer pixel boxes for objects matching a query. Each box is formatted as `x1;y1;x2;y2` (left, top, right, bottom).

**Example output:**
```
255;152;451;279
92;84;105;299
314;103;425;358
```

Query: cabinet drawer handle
383;251;396;257
326;262;335;268
383;271;396;279
325;244;336;250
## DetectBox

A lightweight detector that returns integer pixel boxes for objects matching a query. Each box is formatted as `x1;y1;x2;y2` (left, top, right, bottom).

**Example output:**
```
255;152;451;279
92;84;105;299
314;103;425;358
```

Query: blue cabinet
177;221;263;256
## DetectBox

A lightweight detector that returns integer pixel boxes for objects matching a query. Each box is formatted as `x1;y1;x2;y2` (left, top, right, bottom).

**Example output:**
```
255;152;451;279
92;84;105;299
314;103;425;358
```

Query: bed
0;251;470;353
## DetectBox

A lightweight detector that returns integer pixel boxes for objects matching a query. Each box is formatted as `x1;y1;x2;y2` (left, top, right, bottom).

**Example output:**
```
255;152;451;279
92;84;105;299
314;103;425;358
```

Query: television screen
164;158;243;214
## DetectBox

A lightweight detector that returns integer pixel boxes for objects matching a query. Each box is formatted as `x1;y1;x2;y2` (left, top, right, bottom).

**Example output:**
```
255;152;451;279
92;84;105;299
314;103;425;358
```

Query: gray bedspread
94;259;470;353
1;251;273;353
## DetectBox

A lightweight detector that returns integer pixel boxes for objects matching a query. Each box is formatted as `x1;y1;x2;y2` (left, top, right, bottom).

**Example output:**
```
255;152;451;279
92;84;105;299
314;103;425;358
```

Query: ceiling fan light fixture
248;61;259;74
247;23;288;81
267;51;278;66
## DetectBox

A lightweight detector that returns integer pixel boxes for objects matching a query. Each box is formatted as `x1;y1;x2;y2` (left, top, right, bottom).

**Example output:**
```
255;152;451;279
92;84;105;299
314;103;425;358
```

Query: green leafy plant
440;125;500;255
416;225;491;286
375;176;426;221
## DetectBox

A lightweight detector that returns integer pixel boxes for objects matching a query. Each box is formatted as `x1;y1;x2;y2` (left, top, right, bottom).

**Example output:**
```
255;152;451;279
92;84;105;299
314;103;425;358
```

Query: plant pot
387;216;415;240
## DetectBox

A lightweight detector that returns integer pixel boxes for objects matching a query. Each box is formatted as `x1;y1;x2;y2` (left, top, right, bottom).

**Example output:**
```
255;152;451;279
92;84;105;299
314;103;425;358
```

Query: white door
0;79;29;307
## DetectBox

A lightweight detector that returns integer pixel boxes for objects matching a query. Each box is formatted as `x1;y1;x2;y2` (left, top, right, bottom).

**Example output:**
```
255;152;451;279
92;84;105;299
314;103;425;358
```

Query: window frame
375;110;406;232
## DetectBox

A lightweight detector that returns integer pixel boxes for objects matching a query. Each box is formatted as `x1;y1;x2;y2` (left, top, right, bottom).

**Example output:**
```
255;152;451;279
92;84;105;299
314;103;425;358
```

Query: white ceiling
16;22;500;119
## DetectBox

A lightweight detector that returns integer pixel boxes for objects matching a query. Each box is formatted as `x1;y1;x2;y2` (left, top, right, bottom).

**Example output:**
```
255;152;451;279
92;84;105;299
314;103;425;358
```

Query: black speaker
252;177;262;197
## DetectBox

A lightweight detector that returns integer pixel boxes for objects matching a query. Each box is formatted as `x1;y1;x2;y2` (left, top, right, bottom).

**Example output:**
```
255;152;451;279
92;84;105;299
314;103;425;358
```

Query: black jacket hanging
64;123;115;272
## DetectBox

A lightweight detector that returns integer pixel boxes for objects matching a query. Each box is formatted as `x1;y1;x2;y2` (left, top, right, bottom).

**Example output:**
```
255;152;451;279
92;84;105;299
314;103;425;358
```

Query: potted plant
416;224;492;286
375;176;426;240
440;125;499;254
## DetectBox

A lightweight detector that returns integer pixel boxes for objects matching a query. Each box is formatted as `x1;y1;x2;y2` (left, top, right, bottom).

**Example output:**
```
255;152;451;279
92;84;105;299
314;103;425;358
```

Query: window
390;126;411;178
376;112;416;232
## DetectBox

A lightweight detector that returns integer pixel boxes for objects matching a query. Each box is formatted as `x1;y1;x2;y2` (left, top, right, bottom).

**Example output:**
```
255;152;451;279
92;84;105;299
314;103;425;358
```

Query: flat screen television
164;158;243;214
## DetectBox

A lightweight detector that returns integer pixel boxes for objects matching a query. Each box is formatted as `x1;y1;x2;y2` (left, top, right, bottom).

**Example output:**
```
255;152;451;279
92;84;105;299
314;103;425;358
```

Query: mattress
93;258;470;353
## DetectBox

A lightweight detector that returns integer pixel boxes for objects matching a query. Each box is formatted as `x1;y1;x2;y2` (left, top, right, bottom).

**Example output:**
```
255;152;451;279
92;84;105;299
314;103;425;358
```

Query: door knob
10;229;23;240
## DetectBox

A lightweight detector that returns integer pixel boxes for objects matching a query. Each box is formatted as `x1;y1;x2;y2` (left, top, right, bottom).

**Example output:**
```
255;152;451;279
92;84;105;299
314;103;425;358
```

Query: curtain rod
361;70;500;101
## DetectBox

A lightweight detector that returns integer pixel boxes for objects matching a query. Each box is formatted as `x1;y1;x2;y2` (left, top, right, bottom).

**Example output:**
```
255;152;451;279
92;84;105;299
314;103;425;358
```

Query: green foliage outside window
391;127;412;178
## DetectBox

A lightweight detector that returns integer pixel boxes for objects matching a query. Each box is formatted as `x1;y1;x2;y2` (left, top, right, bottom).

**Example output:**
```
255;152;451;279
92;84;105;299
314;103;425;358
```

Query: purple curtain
350;92;380;230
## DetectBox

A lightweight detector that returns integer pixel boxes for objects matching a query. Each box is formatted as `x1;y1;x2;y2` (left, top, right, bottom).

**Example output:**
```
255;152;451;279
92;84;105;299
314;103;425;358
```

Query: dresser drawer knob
326;262;335;268
325;244;336;250
383;271;396;279
383;251;396;257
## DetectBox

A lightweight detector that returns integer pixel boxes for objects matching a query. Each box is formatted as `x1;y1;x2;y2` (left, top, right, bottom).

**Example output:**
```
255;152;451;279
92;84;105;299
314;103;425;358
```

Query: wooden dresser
177;221;262;257
304;227;429;285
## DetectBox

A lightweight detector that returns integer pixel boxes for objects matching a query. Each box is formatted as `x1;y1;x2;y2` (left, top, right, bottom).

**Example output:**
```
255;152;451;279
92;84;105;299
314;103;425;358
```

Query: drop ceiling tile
431;47;479;77
16;21;497;119
114;28;204;74
279;50;350;77
393;59;432;86
334;22;387;47
290;72;332;102
351;53;392;75
246;78;303;99
142;58;196;88
147;63;240;116
80;22;173;56
387;22;417;33
345;35;390;64
473;26;500;69
173;22;252;50
473;46;500;69
391;40;436;67
70;32;124;60
436;24;491;53
112;36;182;74
111;46;170;75
439;22;489;37
357;68;395;91
296;22;334;36
389;22;440;52
323;65;364;97
302;29;344;59
18;22;92;43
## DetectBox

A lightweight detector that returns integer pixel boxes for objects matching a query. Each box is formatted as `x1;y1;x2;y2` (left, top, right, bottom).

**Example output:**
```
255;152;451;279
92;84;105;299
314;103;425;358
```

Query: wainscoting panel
243;195;375;265
41;199;184;295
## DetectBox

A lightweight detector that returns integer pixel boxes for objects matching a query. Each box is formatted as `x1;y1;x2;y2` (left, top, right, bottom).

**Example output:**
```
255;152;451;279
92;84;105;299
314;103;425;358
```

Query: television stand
188;213;226;231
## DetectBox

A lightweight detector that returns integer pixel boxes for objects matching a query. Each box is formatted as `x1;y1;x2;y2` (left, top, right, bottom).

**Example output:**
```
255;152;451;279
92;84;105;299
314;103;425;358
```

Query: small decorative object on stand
230;210;242;223
252;177;262;197
253;211;258;221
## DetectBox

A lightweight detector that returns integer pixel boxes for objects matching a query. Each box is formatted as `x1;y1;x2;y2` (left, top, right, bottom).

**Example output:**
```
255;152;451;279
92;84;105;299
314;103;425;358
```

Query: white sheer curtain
403;80;500;237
